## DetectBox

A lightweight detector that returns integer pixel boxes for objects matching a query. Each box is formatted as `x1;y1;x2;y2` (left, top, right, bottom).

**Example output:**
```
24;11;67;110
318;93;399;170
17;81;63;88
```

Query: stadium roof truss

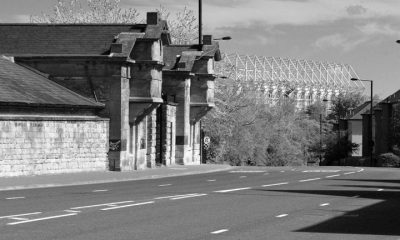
215;53;365;107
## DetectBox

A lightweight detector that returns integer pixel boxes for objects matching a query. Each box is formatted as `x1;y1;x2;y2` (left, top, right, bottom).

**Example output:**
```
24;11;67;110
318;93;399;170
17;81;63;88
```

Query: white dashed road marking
320;203;330;207
276;214;288;218
154;193;200;200
211;229;229;234
344;172;355;175
100;201;154;211
5;196;25;200
326;174;340;178
158;184;172;187
239;176;247;178
0;212;42;219
230;170;266;173
92;189;108;192
71;201;134;210
170;194;207;200
299;178;320;182
214;187;251;193
280;171;285;173
207;179;216;182
378;189;384;191
262;182;288;187
8;213;77;225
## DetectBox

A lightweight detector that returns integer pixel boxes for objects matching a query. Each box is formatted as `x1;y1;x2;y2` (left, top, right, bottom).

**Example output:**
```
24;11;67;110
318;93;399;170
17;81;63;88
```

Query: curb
0;165;234;192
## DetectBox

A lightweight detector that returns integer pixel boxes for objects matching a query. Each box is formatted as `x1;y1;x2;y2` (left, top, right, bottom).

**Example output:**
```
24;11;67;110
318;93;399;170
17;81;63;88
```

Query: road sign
204;136;210;144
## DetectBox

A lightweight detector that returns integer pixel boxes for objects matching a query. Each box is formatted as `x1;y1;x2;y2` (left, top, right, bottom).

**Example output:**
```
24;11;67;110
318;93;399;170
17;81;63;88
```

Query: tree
31;0;140;23
31;0;199;45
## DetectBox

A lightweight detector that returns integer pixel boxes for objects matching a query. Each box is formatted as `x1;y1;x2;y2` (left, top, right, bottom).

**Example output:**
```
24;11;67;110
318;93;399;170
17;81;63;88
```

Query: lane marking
239;176;247;178
377;189;384;191
170;168;187;170
92;189;108;192
303;170;340;173
276;214;288;218
158;184;172;187
64;209;81;213
207;179;216;182
280;171;285;173
326;174;340;178
170;194;207;200
344;172;355;175
299;178;321;182
262;182;289;187
8;213;77;225
352;195;360;198
8;217;29;221
211;229;229;234
154;193;200;200
229;170;265;173
320;203;330;207
214;187;251;193
100;201;154;211
5;196;25;200
70;201;134;210
0;212;42;219
357;168;365;172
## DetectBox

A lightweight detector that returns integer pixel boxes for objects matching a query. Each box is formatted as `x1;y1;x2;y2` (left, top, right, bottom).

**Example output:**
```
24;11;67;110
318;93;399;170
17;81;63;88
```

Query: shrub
376;153;400;168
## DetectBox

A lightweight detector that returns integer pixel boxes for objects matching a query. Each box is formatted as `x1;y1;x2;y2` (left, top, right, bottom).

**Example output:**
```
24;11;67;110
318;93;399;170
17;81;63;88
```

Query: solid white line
8;213;77;225
262;182;289;187
211;229;229;234
320;203;330;206
299;178;320;182
344;172;355;175
229;170;265;173
377;189;384;191
326;174;340;178
0;212;42;219
70;201;134;209
207;179;216;182
5;196;25;200
154;193;200;200
214;187;251;193
92;189;108;192
158;184;172;187
170;194;207;200
276;214;288;218
100;201;154;211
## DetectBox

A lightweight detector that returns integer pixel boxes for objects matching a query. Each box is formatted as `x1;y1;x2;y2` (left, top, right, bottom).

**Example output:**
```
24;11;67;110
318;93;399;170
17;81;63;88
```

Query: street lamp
350;77;374;166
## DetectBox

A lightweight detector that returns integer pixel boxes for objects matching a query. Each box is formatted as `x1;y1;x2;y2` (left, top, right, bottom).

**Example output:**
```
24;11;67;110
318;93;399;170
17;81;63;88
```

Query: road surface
0;166;399;240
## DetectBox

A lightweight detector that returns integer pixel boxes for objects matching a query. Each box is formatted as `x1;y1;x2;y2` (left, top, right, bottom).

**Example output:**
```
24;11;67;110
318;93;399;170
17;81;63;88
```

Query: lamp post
351;77;374;166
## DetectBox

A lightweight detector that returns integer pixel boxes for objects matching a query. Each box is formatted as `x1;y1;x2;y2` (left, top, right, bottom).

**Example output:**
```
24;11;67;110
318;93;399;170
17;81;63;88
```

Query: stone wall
0;118;109;177
162;104;176;166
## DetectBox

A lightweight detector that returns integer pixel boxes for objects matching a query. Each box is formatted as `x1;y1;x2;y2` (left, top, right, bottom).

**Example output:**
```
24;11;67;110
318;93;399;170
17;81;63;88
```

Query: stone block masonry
0;119;109;177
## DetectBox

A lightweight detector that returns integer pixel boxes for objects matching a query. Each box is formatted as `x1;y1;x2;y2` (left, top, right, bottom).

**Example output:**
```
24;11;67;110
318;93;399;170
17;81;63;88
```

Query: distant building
0;12;221;176
346;101;372;156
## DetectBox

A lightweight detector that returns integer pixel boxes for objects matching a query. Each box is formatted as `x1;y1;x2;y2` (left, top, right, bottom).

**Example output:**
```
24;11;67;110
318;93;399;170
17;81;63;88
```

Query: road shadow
263;179;400;236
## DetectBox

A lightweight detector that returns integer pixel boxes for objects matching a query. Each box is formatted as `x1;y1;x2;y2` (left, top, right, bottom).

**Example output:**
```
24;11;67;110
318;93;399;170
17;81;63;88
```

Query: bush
376;153;400;168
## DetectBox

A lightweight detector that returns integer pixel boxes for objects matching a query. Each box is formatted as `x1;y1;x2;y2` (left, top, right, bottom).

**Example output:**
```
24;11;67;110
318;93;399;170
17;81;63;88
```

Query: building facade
0;12;221;176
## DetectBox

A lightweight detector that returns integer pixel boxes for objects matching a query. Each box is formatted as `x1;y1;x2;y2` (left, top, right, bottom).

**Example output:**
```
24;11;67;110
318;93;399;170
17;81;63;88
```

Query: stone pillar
375;103;392;154
108;68;130;171
175;78;192;164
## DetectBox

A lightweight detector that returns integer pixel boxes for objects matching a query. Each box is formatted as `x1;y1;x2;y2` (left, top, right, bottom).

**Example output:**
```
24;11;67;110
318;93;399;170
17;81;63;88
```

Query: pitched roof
0;24;145;55
0;56;103;108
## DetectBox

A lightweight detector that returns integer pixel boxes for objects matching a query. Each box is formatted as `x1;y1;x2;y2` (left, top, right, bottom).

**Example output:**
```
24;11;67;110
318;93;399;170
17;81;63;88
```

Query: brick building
0;12;221;176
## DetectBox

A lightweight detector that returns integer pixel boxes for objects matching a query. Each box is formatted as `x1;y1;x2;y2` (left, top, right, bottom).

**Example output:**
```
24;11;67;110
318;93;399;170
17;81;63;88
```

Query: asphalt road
0;166;399;240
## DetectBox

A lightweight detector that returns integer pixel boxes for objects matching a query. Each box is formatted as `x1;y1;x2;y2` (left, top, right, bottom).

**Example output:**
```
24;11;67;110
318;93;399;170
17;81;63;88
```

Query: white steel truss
215;53;365;109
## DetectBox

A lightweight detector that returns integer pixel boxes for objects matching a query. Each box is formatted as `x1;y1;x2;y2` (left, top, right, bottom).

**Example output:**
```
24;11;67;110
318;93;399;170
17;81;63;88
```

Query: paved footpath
0;164;233;191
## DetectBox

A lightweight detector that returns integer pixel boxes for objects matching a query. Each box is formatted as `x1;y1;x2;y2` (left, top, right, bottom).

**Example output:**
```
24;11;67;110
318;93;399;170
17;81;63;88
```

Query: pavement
0;164;233;191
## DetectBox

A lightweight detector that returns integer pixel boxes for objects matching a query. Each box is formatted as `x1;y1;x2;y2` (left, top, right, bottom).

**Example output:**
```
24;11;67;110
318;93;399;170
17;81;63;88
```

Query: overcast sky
1;0;400;98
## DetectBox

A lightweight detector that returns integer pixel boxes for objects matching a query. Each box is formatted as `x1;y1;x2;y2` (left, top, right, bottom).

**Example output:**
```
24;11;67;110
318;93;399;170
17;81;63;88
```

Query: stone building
0;12;221;175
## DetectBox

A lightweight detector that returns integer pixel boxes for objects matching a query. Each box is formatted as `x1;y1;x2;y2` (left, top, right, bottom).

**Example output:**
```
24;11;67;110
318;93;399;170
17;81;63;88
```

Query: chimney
203;35;212;45
147;12;161;25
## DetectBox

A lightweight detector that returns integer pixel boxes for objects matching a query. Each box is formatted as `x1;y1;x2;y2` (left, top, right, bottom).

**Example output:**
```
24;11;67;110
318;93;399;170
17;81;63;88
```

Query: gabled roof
380;89;400;104
0;24;145;56
0;56;103;108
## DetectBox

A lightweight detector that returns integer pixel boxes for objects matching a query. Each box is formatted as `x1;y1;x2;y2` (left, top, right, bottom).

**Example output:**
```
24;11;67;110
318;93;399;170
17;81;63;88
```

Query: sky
1;0;400;98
